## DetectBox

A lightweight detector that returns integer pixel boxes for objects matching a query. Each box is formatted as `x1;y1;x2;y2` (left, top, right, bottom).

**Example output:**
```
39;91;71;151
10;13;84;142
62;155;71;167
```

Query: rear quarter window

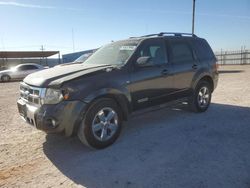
192;39;215;61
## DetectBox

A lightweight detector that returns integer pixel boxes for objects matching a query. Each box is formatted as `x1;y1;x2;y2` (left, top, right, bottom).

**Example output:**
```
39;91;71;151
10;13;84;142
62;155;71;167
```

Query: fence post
243;49;246;65
240;46;243;65
225;51;227;65
246;50;249;64
220;49;222;65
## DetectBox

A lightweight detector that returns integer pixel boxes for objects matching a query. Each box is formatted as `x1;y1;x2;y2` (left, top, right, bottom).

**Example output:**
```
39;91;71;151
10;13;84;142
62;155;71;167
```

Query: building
0;51;60;69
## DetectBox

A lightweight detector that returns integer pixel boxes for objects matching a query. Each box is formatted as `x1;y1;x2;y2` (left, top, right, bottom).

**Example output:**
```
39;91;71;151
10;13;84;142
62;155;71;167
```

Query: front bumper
17;98;87;136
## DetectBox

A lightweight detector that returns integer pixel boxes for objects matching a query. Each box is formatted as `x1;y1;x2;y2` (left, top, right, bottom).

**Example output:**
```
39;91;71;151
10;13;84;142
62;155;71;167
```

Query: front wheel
188;81;212;112
78;98;122;149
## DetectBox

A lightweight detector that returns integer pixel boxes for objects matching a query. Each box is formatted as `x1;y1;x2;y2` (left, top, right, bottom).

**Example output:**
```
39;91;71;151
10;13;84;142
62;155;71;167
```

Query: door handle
192;64;198;69
161;69;168;75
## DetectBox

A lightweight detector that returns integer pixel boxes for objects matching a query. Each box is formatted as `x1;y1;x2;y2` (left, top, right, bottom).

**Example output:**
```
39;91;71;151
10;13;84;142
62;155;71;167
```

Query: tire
1;75;11;82
188;81;212;112
78;98;122;149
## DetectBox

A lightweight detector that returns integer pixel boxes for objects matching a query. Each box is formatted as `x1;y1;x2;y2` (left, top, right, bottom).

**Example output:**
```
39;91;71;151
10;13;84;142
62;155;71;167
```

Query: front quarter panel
62;68;131;106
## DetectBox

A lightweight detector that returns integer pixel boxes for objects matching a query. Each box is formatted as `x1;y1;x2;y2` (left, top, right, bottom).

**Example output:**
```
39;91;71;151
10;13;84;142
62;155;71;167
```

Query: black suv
17;32;218;149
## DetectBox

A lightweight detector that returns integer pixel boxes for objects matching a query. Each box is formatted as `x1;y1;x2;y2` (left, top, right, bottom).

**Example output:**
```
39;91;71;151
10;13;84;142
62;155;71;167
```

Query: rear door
167;38;199;96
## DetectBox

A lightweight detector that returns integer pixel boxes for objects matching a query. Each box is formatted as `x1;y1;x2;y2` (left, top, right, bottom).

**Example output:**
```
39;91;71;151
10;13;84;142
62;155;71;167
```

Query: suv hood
23;63;114;87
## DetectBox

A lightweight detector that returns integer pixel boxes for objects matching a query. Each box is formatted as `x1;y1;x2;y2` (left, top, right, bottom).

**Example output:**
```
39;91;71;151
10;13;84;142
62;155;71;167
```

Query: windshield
83;40;139;65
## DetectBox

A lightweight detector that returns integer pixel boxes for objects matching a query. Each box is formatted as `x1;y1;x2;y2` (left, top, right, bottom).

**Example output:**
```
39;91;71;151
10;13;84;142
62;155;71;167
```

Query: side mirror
136;56;153;67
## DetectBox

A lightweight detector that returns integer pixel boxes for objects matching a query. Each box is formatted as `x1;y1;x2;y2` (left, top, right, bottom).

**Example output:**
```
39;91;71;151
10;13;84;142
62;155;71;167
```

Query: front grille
20;82;45;105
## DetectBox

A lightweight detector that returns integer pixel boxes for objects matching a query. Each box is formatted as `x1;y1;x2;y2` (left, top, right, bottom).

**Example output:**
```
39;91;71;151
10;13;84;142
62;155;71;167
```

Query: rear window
192;39;215;61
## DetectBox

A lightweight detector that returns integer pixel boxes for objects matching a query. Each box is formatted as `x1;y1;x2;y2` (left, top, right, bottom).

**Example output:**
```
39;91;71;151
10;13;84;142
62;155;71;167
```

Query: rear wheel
1;75;11;82
188;81;212;112
78;98;122;149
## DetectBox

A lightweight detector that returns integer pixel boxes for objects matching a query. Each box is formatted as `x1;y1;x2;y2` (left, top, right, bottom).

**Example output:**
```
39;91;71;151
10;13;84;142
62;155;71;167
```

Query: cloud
0;1;82;11
137;9;250;21
0;1;56;9
1;1;250;21
197;12;250;21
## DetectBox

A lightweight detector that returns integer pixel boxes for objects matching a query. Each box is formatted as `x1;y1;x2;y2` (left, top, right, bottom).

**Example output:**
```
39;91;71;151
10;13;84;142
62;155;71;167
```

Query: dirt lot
0;65;250;188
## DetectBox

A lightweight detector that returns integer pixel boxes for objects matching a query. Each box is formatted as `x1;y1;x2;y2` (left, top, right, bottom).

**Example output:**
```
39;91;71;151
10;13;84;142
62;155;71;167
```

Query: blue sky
0;0;250;55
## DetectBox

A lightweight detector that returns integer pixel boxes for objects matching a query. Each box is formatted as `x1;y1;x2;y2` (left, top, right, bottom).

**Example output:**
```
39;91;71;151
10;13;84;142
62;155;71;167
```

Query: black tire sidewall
80;98;122;149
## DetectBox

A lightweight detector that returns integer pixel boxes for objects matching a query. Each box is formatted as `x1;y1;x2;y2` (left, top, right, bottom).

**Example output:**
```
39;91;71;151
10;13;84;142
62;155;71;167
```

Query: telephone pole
192;0;196;35
40;45;47;66
40;45;45;51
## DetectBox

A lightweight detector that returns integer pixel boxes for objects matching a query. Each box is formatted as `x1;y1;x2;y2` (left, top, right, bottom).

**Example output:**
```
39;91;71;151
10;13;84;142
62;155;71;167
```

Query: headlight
42;88;64;104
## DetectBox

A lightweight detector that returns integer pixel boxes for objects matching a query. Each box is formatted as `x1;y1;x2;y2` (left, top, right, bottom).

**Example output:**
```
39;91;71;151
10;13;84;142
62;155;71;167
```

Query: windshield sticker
120;46;136;51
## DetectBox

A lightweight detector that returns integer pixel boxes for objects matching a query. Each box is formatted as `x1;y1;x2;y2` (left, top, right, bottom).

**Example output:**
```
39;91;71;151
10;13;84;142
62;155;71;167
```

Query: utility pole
40;45;47;66
40;45;44;52
192;0;196;35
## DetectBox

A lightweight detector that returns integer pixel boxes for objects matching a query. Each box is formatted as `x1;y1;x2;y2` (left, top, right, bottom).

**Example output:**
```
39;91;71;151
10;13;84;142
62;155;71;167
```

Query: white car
0;63;44;82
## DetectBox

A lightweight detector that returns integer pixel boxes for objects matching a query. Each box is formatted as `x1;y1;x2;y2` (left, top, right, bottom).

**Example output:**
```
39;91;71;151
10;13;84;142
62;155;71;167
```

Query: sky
0;0;250;55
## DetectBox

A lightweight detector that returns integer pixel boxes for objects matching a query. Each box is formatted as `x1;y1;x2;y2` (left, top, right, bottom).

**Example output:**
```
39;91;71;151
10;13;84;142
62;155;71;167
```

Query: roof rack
139;32;197;38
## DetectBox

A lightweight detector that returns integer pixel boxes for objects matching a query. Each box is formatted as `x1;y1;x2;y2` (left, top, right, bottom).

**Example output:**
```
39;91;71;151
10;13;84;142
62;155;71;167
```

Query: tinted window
169;41;194;63
18;65;38;71
137;39;167;65
193;39;215;61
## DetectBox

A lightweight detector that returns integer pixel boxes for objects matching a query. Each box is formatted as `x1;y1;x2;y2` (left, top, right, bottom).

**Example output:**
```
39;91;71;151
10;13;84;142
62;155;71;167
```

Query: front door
129;38;174;110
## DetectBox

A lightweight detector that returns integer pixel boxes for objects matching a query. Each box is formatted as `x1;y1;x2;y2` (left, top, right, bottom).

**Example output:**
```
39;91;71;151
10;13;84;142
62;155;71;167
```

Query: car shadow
43;103;250;188
218;70;244;74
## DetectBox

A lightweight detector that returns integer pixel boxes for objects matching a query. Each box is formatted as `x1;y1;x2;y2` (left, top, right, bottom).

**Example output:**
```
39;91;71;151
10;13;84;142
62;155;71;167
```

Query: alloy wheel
197;86;210;108
92;107;119;141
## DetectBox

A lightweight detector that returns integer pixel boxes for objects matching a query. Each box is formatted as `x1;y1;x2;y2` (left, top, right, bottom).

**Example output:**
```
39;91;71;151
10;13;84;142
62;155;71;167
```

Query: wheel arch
1;74;11;81
192;73;214;92
83;88;132;121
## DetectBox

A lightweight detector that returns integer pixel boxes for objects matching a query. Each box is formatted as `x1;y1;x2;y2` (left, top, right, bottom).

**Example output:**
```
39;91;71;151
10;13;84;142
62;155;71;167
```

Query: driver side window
136;39;167;66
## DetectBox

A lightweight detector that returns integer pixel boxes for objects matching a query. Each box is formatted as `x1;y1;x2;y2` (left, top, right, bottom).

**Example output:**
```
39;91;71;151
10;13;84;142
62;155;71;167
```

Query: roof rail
139;32;197;38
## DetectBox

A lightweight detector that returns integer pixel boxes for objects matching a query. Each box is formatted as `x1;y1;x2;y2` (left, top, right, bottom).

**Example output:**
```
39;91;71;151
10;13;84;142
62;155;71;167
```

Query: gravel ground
0;65;250;188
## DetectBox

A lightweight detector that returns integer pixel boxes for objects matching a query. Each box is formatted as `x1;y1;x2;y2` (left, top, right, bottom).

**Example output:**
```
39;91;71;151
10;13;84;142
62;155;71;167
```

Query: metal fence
215;49;250;65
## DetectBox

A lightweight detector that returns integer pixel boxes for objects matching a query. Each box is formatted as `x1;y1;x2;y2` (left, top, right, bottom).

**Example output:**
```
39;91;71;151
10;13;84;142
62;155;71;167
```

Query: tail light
213;63;219;71
213;58;219;71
